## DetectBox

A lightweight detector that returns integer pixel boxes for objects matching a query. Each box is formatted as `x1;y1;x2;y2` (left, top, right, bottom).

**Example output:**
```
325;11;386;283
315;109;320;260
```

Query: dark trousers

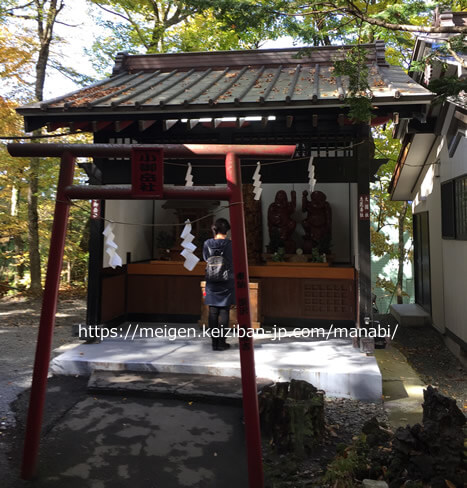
208;306;230;348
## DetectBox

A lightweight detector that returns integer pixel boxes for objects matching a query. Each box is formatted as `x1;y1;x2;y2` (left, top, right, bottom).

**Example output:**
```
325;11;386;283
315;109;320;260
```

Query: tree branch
344;3;467;34
273;2;467;34
3;13;36;19
274;7;346;16
121;7;151;50
93;2;131;23
0;1;35;14
446;40;467;69
55;20;81;27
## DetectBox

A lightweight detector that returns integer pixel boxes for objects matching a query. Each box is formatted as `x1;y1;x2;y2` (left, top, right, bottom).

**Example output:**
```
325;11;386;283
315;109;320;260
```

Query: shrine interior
104;182;355;268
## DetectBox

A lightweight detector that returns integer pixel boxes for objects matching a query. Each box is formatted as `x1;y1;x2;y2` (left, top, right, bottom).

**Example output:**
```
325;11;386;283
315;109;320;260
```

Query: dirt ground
0;294;86;423
0;294;87;485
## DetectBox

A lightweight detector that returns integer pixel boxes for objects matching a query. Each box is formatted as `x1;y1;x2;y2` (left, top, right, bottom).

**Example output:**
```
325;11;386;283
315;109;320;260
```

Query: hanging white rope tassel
308;156;317;193
180;219;199;271
103;222;122;269
185;162;193;187
252;161;262;200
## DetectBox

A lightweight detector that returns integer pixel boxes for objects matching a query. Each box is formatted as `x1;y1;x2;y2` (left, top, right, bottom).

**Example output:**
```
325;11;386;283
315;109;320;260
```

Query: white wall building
390;11;467;365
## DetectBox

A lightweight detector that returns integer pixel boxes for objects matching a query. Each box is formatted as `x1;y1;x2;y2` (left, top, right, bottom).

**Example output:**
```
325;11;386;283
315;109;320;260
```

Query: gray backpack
205;248;229;283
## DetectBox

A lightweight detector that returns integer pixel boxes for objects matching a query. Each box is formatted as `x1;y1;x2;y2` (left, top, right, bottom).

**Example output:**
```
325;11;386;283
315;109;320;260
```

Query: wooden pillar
356;125;372;335
86;199;104;325
86;134;105;326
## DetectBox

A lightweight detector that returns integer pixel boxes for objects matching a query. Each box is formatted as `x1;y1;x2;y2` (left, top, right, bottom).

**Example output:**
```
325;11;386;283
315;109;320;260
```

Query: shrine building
16;43;433;332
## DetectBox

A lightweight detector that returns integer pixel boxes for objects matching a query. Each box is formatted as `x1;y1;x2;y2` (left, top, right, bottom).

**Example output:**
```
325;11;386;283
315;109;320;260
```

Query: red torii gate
7;142;296;488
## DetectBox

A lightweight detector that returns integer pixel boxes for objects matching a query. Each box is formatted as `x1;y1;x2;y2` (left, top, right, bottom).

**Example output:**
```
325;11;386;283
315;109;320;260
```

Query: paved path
32;396;247;488
375;346;425;428
8;376;248;488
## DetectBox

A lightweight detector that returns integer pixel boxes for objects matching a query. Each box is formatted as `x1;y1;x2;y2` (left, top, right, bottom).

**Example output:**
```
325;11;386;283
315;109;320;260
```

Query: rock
362;480;388;488
422;385;465;428
409;454;433;480
387;387;466;486
362;417;391;447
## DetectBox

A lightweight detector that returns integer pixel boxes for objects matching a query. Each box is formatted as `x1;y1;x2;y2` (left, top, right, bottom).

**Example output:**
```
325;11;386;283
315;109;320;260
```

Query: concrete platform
51;324;383;402
390;303;431;327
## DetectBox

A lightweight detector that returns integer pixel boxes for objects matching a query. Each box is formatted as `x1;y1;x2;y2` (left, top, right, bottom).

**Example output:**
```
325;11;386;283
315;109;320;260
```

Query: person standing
203;218;235;351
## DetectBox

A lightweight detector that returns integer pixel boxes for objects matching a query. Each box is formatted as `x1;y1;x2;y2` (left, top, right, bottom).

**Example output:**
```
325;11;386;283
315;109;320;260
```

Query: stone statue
268;190;297;254
302;190;332;254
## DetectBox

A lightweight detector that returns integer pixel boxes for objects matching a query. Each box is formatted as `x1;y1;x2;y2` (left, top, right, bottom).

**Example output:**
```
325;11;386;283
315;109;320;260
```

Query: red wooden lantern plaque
131;148;164;197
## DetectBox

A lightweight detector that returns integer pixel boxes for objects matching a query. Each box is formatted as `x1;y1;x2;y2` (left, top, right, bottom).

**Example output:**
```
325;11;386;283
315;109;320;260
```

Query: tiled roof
20;43;433;120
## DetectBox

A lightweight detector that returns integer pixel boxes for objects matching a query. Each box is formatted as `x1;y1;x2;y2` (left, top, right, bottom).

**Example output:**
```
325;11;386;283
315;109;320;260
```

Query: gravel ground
283;397;388;487
376;313;467;411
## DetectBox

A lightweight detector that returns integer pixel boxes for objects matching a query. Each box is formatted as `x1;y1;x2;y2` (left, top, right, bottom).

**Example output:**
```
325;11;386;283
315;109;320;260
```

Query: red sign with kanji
359;194;370;220
131;148;164;197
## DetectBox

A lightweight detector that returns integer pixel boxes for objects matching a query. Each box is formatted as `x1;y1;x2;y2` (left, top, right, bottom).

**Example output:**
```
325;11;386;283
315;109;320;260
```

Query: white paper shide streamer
180;219;200;271
103;222;123;269
252;161;262;201
185;163;193;187
308;156;317;193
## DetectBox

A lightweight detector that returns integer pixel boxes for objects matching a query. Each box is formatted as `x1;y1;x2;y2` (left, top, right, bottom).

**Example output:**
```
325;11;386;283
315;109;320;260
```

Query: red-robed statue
268;190;297;253
302;190;332;254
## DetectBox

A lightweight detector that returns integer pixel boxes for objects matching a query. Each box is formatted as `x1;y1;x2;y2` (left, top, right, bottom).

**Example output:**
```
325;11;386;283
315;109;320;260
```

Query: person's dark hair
212;218;231;236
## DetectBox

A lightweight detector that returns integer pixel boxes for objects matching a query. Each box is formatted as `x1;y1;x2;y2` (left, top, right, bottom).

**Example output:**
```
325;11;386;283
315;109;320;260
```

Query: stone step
88;370;274;405
389;304;431;327
362;480;389;488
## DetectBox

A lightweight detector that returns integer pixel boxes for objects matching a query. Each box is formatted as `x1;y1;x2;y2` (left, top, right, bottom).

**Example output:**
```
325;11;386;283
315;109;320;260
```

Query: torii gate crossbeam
7;143;296;488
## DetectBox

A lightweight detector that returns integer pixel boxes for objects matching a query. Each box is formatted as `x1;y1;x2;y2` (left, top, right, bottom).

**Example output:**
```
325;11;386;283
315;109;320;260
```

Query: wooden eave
17;43;434;134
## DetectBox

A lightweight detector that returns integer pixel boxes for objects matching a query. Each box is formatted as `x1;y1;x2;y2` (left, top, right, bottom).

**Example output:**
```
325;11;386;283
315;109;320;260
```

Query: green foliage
376;277;410;298
371;125;413;302
409;33;467;101
271;247;286;262
322;434;369;487
86;0;281;74
310;247;325;263
333;46;373;122
0;95;91;289
429;75;467;101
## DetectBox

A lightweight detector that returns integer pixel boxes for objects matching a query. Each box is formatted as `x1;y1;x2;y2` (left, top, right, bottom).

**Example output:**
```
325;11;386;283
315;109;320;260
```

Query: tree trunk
35;44;50;101
396;201;408;304
26;0;63;294
71;217;90;283
27;150;42;294
10;186;25;284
